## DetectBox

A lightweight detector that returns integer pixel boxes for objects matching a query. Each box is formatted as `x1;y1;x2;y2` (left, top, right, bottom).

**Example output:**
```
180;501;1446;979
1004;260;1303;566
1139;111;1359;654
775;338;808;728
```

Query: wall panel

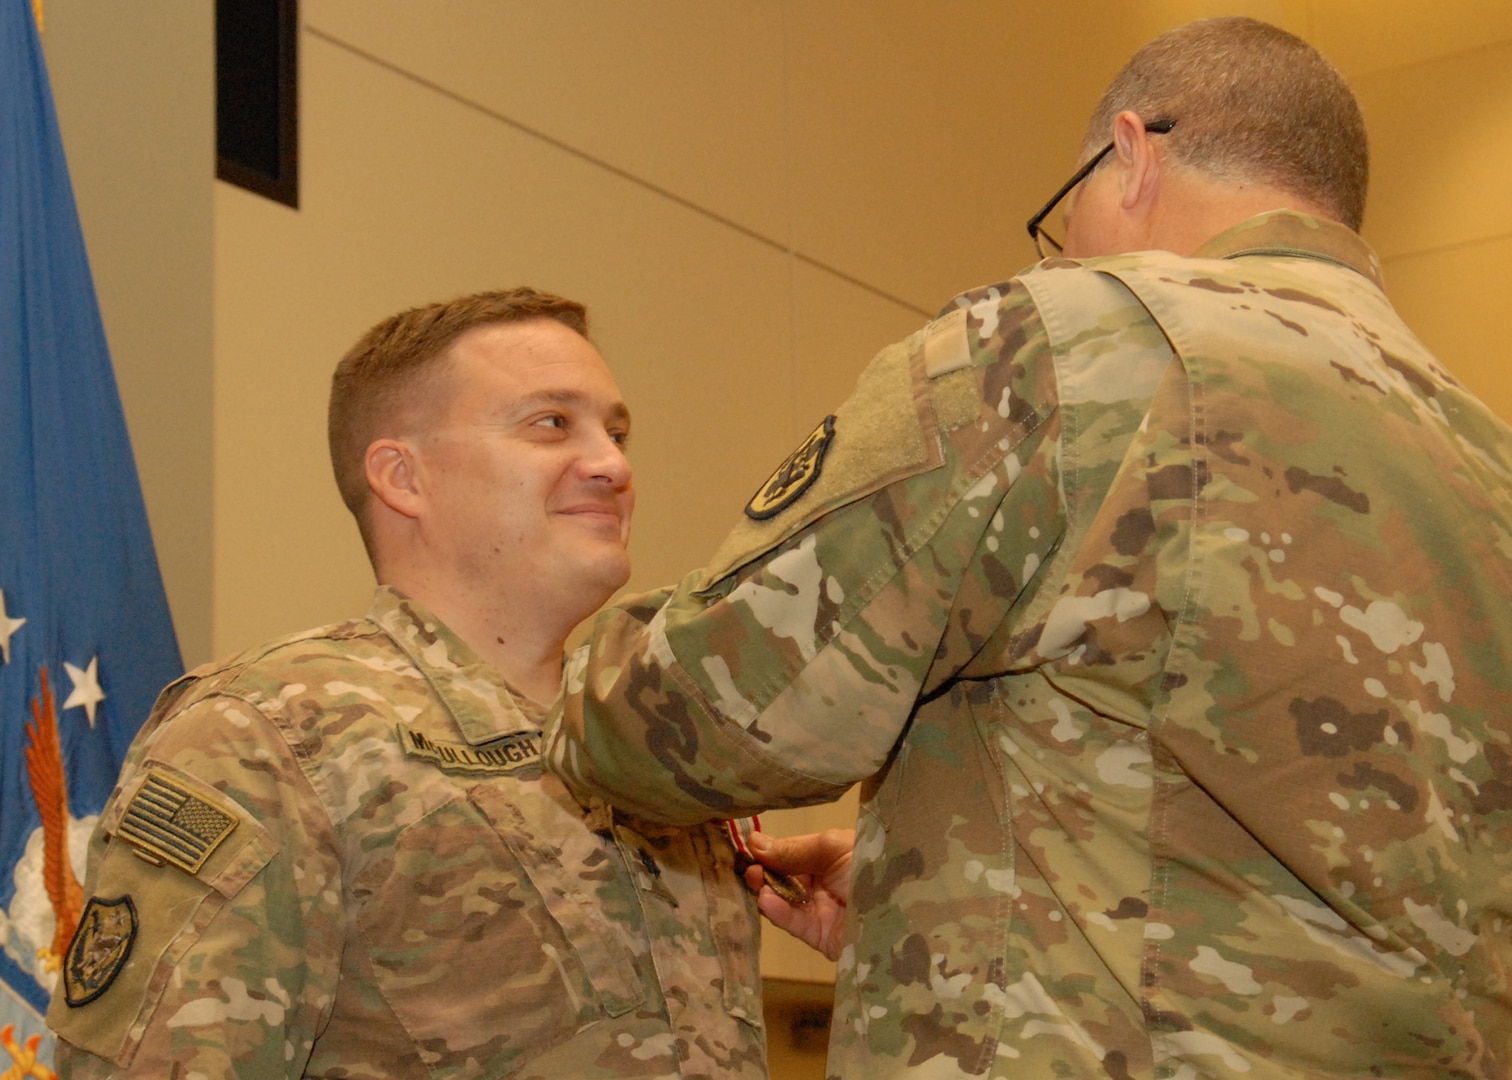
305;0;791;245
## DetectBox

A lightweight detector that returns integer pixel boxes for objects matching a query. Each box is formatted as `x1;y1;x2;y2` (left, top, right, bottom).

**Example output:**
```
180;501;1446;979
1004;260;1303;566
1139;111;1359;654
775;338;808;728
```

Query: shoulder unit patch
745;415;836;520
117;769;238;875
63;895;138;1007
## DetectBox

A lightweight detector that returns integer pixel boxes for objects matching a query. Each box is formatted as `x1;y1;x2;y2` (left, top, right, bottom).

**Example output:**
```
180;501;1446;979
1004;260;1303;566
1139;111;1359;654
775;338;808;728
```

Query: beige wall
1348;20;1512;420
46;1;1512;990
41;3;215;667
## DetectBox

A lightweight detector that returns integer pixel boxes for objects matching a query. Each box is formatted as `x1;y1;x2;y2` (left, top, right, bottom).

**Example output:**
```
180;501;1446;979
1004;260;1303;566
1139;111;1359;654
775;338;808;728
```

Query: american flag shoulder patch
117;768;238;876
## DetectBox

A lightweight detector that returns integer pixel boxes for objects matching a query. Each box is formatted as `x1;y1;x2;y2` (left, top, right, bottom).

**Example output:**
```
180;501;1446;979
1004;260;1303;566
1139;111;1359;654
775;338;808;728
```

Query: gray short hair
1082;17;1368;230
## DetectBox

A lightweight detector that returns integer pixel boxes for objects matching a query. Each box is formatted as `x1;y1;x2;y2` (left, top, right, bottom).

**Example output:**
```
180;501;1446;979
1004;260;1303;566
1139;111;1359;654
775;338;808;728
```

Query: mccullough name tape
400;724;542;774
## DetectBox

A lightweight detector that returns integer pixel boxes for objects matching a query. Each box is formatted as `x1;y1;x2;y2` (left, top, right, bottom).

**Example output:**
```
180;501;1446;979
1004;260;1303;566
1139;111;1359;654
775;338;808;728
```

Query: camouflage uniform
549;211;1512;1077
48;587;767;1079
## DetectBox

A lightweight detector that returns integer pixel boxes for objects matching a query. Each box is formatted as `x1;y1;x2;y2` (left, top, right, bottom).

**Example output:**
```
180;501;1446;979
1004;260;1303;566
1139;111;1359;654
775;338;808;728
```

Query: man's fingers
757;886;817;944
747;828;851;875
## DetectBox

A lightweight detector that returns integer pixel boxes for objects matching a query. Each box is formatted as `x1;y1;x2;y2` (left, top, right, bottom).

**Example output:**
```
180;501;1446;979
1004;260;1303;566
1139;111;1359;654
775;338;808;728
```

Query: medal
725;816;810;906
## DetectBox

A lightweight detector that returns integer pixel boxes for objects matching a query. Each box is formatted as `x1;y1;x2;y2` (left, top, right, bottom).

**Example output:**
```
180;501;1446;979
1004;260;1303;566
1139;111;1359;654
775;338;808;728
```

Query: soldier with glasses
553;18;1512;1078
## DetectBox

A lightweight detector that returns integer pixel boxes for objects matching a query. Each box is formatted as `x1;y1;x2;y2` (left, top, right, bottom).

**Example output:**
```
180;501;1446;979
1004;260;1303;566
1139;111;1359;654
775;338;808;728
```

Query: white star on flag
63;656;106;727
0;589;24;664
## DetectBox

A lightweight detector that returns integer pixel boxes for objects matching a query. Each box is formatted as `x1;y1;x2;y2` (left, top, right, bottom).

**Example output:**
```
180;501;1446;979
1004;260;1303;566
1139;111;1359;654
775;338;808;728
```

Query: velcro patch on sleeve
922;306;972;378
698;331;942;590
117;768;238;876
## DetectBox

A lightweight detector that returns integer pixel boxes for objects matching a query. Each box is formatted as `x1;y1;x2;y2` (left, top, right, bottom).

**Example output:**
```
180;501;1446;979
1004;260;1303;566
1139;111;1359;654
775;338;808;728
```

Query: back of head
329;287;589;559
1083;17;1368;231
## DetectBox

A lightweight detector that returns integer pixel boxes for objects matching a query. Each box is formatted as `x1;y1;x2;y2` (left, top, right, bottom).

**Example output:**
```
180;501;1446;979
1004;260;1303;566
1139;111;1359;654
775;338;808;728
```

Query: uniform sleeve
49;694;344;1079
547;284;1066;824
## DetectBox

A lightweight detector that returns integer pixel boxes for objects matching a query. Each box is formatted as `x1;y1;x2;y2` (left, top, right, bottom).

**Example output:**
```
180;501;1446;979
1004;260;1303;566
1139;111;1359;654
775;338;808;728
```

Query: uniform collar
368;585;545;745
1193;209;1386;290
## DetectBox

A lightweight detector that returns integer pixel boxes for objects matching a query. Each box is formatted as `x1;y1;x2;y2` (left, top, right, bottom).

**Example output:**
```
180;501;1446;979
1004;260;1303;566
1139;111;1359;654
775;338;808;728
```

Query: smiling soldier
47;288;769;1079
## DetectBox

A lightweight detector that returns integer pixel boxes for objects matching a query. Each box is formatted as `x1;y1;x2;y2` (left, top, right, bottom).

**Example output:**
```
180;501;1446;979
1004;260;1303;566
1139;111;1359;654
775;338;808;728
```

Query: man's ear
365;438;424;520
1111;109;1161;213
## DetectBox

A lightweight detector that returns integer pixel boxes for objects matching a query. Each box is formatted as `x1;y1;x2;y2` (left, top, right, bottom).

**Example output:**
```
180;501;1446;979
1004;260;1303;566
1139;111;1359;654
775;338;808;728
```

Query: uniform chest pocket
611;816;765;1029
351;785;645;1079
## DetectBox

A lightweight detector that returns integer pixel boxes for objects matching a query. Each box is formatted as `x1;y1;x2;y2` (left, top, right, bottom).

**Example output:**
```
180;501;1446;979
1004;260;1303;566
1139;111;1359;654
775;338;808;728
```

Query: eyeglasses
1026;118;1176;258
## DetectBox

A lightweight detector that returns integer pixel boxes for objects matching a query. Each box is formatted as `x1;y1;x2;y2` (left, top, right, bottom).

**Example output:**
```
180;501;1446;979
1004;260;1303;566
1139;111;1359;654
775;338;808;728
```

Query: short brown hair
328;287;589;553
1082;17;1368;231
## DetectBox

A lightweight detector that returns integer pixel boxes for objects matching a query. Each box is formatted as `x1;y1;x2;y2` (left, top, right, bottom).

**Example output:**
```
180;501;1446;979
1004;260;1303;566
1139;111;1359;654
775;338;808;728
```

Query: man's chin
580;550;632;595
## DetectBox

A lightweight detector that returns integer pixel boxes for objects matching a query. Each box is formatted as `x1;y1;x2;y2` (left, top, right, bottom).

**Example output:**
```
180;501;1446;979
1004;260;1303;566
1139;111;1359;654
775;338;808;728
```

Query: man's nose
584;430;632;488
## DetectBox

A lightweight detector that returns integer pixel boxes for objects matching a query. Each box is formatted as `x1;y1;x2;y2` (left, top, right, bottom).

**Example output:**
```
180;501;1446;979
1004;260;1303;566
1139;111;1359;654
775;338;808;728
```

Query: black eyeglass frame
1026;118;1177;257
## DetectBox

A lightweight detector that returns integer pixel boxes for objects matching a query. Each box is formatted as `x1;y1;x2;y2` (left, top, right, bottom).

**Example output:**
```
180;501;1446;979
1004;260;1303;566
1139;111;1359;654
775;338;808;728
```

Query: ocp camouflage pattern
549;211;1512;1077
49;586;767;1079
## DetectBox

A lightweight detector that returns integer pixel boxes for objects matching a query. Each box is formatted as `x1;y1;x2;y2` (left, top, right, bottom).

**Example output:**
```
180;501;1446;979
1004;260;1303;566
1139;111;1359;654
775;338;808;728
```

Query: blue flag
0;0;183;1067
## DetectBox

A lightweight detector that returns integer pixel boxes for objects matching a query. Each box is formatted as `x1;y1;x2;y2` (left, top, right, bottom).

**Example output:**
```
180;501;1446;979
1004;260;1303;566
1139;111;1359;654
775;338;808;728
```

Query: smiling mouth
560;506;623;527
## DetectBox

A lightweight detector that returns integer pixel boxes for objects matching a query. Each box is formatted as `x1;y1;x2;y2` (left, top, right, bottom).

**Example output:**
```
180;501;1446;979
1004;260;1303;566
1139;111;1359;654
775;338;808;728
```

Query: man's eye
534;414;567;430
610;430;630;447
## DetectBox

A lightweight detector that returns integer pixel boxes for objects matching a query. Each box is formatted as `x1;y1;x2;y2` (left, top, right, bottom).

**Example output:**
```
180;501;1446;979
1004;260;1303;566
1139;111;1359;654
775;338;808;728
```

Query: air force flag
1;0;184;1067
